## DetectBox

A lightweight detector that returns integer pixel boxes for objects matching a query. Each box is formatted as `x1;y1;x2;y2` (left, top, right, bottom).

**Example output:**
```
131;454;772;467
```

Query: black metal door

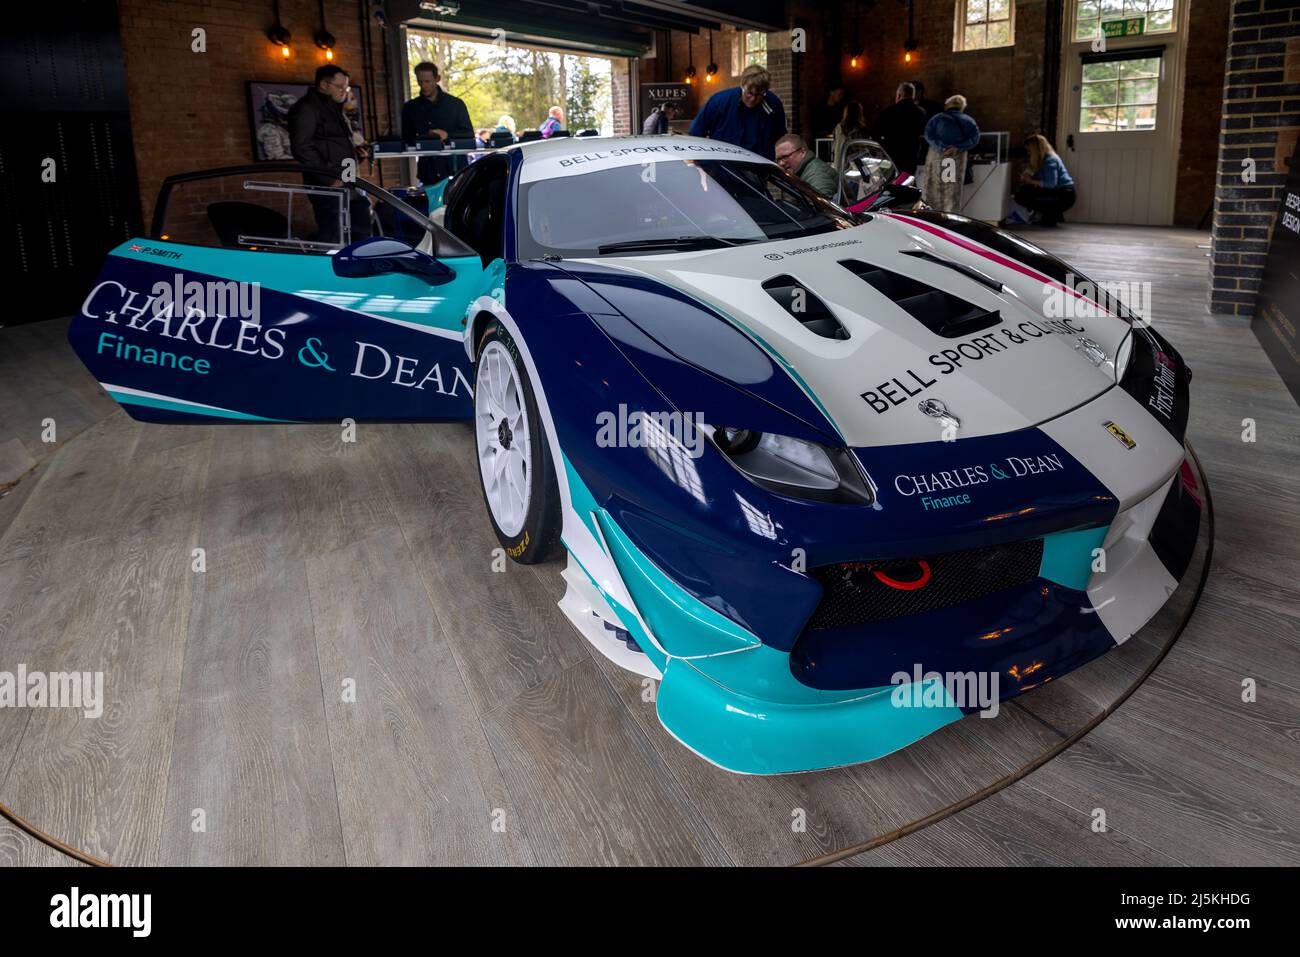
0;1;143;323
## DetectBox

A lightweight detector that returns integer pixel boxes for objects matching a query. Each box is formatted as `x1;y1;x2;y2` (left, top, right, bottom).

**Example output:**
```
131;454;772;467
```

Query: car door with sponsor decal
69;166;499;423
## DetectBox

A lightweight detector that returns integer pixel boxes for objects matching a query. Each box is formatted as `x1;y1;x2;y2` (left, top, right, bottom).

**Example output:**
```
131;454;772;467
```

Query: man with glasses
689;64;787;161
774;134;837;197
289;64;371;244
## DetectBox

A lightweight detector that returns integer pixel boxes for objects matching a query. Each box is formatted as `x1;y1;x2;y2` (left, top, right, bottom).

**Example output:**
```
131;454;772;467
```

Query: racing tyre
473;323;563;564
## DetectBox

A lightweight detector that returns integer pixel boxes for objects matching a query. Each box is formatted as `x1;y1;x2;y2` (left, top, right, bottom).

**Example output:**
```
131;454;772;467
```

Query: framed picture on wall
246;80;367;161
639;82;693;125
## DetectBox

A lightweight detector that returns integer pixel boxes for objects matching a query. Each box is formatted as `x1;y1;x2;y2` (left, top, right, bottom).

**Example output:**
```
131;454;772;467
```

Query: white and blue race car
69;135;1201;774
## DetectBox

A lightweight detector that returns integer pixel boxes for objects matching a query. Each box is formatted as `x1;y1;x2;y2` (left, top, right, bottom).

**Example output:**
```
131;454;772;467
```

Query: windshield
518;158;856;259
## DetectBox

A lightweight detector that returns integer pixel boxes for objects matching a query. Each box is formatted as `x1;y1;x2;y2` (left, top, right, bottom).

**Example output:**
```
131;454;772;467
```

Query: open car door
68;164;499;423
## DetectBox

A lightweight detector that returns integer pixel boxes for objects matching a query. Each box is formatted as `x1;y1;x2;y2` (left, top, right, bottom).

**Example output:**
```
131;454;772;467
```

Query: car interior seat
444;156;507;265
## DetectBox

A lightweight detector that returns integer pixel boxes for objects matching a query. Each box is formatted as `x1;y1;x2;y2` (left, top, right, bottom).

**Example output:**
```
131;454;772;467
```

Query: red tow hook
873;560;932;591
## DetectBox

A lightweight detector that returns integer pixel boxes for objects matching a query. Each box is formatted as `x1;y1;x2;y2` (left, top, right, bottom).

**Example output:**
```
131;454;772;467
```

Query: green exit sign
1101;16;1146;38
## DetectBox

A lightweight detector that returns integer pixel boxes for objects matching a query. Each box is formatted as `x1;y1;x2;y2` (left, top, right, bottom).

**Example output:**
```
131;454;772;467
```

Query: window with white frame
743;30;767;67
1074;0;1177;42
954;0;1015;51
1079;53;1161;131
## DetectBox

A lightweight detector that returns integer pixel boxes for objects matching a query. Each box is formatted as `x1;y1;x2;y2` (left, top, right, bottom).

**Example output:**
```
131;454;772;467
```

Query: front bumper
656;652;965;775
564;445;1202;775
652;525;1113;775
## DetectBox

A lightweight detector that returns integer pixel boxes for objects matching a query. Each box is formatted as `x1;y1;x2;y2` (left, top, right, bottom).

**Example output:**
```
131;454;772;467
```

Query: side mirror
332;237;456;285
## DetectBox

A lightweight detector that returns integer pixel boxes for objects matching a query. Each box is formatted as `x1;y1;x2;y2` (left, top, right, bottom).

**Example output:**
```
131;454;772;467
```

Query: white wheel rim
475;340;532;538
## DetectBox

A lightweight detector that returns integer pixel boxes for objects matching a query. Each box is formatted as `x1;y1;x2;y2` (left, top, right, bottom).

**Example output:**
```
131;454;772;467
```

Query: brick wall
838;1;1047;149
650;28;748;119
767;29;796;132
611;58;633;134
639;4;1055;153
637;15;822;138
117;0;392;230
1176;0;1231;226
1210;0;1300;315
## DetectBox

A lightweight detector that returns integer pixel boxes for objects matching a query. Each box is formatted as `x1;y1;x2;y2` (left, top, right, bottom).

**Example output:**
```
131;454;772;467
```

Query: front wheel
473;324;562;564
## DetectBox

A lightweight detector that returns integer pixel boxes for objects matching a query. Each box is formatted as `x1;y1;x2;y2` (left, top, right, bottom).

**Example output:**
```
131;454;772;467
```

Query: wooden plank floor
0;318;118;489
0;224;1291;866
0;818;87;868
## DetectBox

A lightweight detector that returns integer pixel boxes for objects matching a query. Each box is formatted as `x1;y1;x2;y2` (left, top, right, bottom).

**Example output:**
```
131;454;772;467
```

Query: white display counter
961;159;1012;223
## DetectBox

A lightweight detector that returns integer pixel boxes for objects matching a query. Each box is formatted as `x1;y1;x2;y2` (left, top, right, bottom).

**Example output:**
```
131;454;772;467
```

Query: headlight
704;425;874;505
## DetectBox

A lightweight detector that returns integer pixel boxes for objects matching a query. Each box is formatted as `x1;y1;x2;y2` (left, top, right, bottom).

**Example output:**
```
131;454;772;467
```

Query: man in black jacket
401;62;474;186
288;64;368;244
911;80;943;168
871;82;928;175
811;84;846;142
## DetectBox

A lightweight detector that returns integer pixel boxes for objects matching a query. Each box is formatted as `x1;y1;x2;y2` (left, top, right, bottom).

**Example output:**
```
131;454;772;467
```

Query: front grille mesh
805;539;1045;630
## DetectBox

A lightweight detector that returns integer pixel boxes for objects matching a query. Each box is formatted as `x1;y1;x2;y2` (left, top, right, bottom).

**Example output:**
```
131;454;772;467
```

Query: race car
68;135;1201;774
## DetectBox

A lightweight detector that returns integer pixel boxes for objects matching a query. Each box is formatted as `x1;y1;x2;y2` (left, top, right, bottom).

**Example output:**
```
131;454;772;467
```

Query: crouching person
1015;134;1076;227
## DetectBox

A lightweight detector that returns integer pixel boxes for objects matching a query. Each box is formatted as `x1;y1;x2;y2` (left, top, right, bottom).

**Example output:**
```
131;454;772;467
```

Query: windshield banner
519;140;764;182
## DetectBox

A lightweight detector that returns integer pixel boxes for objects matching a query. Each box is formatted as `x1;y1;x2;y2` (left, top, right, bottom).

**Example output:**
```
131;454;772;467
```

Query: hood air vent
839;259;1002;338
761;275;849;340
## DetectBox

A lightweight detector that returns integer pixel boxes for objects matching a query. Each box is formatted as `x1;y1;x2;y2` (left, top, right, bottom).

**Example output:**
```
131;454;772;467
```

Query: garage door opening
406;29;615;140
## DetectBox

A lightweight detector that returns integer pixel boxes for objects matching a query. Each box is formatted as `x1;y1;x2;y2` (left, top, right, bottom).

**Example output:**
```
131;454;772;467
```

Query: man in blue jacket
921;94;981;212
689;65;787;160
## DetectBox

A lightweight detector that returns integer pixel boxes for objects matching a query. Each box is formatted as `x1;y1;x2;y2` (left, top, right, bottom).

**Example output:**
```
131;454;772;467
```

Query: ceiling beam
627;0;784;32
514;0;726;32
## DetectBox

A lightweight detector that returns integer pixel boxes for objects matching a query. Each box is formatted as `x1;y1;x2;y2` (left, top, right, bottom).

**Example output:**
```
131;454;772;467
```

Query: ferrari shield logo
1104;421;1136;449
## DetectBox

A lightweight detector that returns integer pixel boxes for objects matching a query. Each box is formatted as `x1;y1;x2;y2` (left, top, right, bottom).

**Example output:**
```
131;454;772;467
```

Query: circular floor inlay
0;412;1211;866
